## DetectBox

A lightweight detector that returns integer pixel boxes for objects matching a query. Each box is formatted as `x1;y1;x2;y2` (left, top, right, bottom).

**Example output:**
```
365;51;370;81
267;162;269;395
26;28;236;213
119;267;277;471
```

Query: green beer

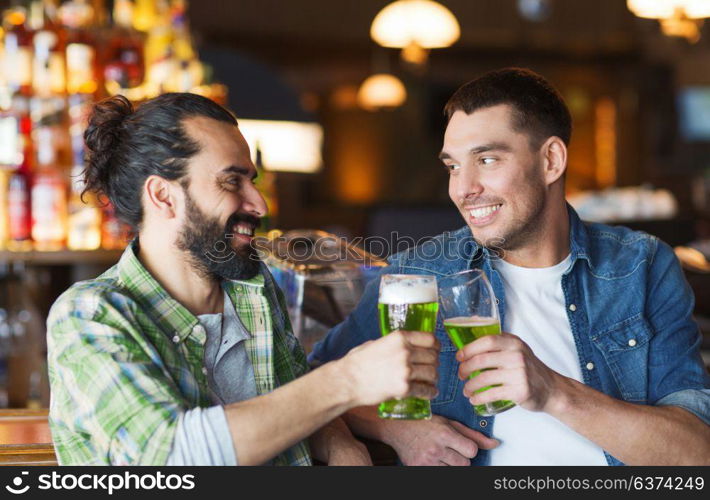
443;316;515;416
378;275;438;419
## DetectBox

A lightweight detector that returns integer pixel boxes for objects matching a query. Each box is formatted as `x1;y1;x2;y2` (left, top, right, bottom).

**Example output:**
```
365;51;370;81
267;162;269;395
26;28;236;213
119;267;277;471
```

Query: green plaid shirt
47;240;312;466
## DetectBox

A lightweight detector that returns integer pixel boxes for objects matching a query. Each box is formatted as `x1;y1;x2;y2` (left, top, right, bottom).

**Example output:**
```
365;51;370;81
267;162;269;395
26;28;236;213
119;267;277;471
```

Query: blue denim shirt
308;206;710;466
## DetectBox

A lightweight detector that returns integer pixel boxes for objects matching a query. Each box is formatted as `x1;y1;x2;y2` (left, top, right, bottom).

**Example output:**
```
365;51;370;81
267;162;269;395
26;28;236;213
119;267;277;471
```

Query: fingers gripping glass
438;269;515;417
377;274;438;420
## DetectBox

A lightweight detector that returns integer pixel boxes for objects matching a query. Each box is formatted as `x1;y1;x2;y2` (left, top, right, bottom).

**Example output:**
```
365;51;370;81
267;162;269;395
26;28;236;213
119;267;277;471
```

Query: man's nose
243;182;268;218
455;165;484;202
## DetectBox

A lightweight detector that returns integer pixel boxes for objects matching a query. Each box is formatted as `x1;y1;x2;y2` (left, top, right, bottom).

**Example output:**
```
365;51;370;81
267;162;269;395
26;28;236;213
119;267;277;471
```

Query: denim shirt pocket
431;315;461;407
591;314;652;403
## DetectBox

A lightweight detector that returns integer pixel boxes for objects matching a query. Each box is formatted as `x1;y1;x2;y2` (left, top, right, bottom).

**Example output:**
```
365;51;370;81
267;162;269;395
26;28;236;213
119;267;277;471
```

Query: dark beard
474;160;547;254
176;191;261;281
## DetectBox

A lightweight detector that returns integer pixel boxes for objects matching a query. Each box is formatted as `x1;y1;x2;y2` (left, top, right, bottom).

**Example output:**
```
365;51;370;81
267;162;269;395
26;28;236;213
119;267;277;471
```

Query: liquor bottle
0;171;8;249
143;0;173;96
32;0;66;96
104;0;144;95
7;98;33;251
59;0;97;95
3;1;34;96
132;0;157;33
67;162;101;250
31;126;67;250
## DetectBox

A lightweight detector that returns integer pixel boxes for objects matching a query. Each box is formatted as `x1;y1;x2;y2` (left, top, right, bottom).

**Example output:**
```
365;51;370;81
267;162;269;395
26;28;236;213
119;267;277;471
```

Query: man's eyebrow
438;142;512;161
219;165;257;181
469;142;512;155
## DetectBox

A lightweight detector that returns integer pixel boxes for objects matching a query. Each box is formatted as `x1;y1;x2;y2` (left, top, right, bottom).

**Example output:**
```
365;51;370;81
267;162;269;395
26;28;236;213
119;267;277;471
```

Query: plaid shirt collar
116;239;265;344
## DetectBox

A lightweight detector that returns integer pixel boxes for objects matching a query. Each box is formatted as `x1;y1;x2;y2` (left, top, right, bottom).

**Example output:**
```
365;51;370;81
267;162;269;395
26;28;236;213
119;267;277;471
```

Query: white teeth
235;225;253;236
469;204;502;219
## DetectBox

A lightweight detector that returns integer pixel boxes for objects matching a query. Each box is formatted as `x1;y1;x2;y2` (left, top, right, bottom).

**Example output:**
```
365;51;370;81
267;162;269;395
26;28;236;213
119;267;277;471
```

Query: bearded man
47;93;440;466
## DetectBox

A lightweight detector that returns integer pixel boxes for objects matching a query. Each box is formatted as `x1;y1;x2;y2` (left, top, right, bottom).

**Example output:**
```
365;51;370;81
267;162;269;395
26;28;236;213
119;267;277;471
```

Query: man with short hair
47;93;440;466
309;68;710;465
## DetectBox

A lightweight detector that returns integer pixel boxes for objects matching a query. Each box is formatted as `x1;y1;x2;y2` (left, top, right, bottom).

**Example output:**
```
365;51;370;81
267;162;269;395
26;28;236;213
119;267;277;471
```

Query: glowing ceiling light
357;73;407;111
627;0;710;19
627;0;710;42
370;0;460;64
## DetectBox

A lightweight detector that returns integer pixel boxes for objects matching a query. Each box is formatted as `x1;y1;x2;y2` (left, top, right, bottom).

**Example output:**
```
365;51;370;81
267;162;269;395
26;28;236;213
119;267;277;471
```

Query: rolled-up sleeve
166;406;237;465
656;389;710;425
646;240;710;423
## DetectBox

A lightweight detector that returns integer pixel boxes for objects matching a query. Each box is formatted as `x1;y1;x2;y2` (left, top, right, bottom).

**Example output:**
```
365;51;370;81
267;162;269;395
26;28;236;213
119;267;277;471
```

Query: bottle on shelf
3;0;34;97
0;170;9;249
31;126;67;250
7;97;33;251
104;0;145;97
31;0;66;97
59;0;97;96
67;161;101;250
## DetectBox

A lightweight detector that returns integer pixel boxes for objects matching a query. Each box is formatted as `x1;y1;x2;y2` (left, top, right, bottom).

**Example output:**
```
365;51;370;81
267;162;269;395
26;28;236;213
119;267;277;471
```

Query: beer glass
377;274;438;419
438;269;515;416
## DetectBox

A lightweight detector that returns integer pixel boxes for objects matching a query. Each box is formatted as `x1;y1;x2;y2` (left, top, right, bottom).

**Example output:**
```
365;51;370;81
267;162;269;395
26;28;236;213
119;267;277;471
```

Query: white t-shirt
488;255;608;466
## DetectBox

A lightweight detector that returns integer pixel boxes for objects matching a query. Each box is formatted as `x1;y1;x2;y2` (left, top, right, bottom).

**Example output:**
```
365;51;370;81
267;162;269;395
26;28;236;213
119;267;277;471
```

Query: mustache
461;195;504;207
225;212;262;232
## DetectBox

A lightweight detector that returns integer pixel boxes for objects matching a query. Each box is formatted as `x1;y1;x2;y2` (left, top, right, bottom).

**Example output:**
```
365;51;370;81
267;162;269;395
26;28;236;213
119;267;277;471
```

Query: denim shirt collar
435;203;592;273
566;203;593;272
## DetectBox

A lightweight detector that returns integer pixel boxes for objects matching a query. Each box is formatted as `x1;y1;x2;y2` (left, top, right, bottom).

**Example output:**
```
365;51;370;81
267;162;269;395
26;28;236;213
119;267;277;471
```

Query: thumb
449;420;501;449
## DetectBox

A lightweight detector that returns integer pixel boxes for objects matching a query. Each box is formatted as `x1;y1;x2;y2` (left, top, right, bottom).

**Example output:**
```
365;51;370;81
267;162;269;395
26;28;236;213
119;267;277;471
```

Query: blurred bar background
0;0;709;413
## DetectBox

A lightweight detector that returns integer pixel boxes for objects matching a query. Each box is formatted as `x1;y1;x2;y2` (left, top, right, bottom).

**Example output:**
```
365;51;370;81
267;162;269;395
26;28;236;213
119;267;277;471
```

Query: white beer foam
379;279;438;304
444;316;498;327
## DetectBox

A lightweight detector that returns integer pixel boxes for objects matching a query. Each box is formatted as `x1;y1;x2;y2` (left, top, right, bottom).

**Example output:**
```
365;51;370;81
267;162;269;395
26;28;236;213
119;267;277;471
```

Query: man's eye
444;164;459;172
480;157;497;165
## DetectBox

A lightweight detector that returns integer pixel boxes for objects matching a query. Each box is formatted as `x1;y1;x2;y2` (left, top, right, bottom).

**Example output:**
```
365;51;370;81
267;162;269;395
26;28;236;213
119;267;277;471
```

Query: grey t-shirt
166;290;258;465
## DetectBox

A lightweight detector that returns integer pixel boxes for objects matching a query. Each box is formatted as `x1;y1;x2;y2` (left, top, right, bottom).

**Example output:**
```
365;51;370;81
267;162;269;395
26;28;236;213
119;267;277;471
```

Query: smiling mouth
466;204;502;221
231;222;255;239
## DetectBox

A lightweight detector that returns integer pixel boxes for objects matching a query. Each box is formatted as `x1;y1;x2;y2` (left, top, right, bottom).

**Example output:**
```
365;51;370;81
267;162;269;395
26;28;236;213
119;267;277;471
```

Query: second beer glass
438;269;515;417
377;274;438;419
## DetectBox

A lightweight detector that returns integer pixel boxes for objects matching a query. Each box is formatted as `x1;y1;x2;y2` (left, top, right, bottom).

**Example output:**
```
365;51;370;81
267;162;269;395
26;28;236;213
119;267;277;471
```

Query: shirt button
569;304;577;312
193;325;204;334
201;367;208;375
495;299;500;305
172;335;180;343
586;362;594;370
628;339;637;347
479;420;488;428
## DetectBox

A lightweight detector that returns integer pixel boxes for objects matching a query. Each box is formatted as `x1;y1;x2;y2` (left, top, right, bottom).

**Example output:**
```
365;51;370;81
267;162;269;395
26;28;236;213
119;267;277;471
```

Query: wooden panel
0;249;122;266
0;410;57;466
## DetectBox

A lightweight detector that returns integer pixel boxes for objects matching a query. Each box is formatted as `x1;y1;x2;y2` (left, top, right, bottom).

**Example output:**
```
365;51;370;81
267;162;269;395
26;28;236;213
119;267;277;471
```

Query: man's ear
540;136;567;186
144;175;180;220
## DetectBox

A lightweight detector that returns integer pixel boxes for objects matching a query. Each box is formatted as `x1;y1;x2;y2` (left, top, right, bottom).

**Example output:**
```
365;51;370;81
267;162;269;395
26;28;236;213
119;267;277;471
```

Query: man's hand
388;414;499;466
327;439;373;466
309;417;373;466
457;332;564;412
343;330;440;406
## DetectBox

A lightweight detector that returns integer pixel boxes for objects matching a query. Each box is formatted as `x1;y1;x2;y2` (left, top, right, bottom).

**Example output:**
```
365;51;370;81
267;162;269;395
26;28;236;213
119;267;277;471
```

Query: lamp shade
627;0;710;19
370;0;460;48
357;74;407;110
